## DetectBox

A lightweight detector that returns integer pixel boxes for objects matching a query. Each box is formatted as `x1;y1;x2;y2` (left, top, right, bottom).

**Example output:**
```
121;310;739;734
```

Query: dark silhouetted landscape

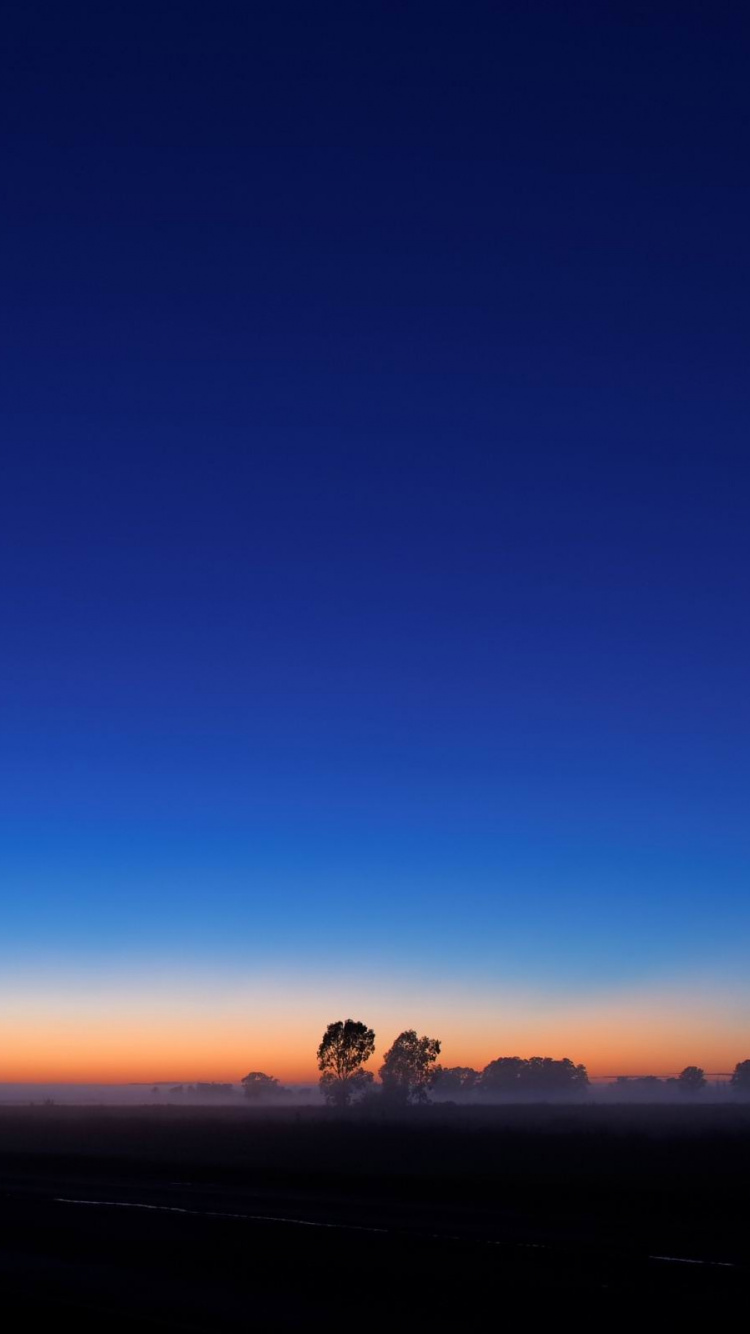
1;1101;749;1328
3;1027;750;1323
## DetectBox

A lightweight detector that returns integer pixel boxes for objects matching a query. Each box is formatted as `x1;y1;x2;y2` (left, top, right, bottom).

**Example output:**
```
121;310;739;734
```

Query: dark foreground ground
0;1102;748;1329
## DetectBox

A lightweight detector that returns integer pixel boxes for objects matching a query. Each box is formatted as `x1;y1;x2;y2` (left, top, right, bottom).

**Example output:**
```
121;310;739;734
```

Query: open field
0;1103;748;1327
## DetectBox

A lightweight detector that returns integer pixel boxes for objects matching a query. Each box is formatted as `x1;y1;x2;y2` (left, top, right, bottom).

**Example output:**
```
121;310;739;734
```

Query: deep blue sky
1;3;749;1074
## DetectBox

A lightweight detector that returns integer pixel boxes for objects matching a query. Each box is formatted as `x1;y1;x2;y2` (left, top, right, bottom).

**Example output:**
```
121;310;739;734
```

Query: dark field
0;1103;748;1328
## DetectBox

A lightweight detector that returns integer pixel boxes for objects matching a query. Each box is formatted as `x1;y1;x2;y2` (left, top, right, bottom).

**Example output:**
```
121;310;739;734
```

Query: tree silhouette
379;1030;441;1104
481;1055;588;1096
481;1056;526;1093
524;1056;588;1094
432;1066;479;1097
677;1065;706;1094
731;1059;750;1095
317;1019;376;1108
241;1071;283;1100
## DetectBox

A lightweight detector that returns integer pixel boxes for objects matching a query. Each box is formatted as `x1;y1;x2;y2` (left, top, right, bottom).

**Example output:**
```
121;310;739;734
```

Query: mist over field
0;1079;742;1107
0;1083;313;1107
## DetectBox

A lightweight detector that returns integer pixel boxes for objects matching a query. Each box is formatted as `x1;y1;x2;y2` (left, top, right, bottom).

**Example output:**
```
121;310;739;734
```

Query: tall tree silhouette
379;1030;441;1104
317;1019;375;1108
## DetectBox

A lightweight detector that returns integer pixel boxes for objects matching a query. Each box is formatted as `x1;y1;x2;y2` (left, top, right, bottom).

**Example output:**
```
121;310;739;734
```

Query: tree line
241;1020;750;1105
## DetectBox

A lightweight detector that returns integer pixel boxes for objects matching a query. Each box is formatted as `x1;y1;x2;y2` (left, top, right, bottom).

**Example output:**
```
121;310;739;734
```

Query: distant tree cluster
313;1021;588;1106
169;1082;234;1096
607;1064;750;1095
239;1029;750;1108
615;1075;671;1093
677;1065;707;1092
616;1067;709;1094
431;1066;480;1096
241;1072;290;1100
433;1055;589;1098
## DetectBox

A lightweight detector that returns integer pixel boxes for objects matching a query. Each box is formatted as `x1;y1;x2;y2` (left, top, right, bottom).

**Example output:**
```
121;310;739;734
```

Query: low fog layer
0;1079;742;1107
0;1083;319;1106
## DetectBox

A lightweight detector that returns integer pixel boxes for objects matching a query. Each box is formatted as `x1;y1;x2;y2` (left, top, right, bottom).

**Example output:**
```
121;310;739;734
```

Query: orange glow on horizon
1;990;747;1085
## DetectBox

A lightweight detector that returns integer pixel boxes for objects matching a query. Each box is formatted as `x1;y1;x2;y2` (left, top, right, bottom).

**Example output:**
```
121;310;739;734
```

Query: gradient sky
1;3;749;1082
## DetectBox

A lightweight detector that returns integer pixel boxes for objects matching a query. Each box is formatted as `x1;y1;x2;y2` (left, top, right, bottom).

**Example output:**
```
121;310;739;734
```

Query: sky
1;2;749;1082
